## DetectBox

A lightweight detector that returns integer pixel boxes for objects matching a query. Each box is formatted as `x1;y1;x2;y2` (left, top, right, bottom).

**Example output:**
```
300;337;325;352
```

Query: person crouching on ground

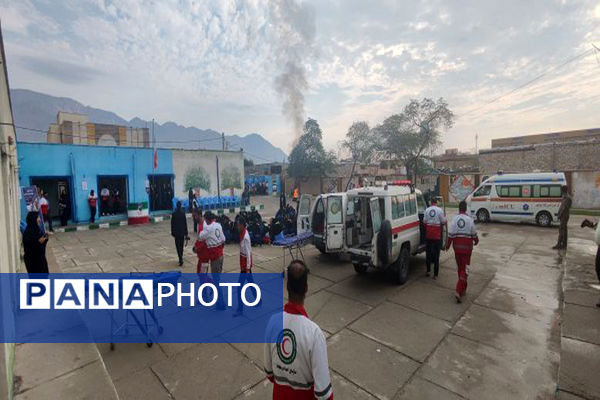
446;201;479;303
198;211;226;310
423;197;446;279
581;219;600;308
263;260;333;400
234;217;261;317
171;201;189;266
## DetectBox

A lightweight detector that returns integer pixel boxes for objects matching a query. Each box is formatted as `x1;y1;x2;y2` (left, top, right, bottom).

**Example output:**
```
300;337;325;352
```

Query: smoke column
269;0;316;141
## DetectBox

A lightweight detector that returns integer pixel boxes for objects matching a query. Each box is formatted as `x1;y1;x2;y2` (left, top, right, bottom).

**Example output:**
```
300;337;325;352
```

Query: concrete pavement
12;211;600;399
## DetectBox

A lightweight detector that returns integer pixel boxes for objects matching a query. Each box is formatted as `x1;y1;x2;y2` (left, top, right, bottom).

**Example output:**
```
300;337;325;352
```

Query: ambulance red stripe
391;220;420;234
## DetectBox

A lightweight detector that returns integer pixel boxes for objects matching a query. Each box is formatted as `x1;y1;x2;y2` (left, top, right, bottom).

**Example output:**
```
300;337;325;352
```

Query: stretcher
272;231;314;276
109;270;181;350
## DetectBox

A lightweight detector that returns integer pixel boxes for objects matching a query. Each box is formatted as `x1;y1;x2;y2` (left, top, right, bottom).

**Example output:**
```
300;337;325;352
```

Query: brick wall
480;139;600;177
480;139;600;208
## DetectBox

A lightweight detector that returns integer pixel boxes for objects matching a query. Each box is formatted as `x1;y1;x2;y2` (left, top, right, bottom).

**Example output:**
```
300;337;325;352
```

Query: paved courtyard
12;211;600;400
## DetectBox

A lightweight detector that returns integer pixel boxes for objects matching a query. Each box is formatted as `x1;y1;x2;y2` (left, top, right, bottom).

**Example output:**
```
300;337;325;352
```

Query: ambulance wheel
394;246;410;285
536;211;552;227
476;209;490;223
377;220;393;265
353;262;368;274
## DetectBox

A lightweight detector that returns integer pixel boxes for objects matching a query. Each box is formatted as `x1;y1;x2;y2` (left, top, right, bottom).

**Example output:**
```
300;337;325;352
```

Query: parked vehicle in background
345;182;428;284
466;172;566;227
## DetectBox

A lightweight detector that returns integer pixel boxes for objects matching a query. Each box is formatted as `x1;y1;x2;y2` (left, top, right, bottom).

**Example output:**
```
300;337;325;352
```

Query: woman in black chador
22;211;49;274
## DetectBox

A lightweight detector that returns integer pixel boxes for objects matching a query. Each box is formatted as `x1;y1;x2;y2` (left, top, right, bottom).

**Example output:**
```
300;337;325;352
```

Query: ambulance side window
417;194;427;213
391;196;399;219
409;194;417;215
548;185;562;197
397;196;406;218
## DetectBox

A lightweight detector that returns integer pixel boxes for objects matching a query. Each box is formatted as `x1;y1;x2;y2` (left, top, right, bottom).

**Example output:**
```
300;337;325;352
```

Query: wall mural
184;166;211;193
449;175;475;202
220;166;242;190
172;150;244;198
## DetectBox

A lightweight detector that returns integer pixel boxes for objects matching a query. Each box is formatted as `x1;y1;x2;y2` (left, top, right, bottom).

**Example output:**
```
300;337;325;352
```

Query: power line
5;122;225;145
460;47;595;118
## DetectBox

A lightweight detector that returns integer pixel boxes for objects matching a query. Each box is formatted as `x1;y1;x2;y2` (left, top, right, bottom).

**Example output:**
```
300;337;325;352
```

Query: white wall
0;30;21;400
572;171;600;209
172;149;244;198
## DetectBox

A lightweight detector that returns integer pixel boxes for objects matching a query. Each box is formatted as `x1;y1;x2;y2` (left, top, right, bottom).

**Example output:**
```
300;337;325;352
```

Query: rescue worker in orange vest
446;201;479;303
264;260;333;400
423;198;446;279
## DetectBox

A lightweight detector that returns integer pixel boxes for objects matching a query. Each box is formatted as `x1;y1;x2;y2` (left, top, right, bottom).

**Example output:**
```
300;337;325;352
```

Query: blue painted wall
17;143;173;223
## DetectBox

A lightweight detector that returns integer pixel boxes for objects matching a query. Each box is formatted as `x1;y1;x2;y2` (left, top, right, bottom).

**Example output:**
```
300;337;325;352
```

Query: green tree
375;98;454;182
341;121;375;190
184;166;211;192
244;158;254;167
221;166;242;190
287;118;336;187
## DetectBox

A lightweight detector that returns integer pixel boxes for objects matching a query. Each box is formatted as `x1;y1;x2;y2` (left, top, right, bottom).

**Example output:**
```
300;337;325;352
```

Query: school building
17;142;244;224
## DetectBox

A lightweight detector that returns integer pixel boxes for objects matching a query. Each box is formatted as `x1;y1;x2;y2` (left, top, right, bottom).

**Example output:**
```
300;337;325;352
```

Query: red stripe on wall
391;220;420;234
128;216;149;225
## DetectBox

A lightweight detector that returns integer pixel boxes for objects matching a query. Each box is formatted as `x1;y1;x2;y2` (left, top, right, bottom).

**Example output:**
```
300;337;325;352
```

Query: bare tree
375;98;454;182
341;121;375;190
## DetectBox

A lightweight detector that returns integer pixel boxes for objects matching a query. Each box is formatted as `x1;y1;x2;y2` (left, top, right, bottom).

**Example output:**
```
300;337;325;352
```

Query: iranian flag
127;202;149;225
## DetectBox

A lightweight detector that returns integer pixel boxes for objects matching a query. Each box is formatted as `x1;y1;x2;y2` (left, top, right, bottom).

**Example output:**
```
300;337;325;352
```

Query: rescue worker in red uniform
446;201;479;303
193;212;210;274
264;260;333;400
423;198;446;279
233;217;260;317
198;211;226;310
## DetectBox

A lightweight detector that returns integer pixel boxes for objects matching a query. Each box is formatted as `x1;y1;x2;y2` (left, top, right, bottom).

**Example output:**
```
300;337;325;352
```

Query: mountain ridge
10;88;287;163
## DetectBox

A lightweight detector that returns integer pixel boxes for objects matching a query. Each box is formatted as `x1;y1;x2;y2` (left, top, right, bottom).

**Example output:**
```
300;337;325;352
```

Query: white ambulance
465;172;566;227
344;182;429;284
297;192;348;254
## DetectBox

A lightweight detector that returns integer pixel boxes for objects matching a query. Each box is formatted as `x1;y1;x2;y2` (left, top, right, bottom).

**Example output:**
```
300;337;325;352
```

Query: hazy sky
1;0;599;154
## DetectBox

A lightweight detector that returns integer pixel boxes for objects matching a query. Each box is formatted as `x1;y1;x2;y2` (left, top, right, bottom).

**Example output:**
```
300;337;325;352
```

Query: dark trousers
90;206;96;223
596;245;600;283
237;271;258;312
193;218;198;233
174;236;185;263
43;213;53;232
426;239;442;276
557;220;568;248
60;211;68;226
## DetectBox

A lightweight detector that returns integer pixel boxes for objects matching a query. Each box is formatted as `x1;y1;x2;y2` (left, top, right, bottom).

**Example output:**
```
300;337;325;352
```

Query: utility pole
216;155;221;205
222;132;225;151
475;133;479;154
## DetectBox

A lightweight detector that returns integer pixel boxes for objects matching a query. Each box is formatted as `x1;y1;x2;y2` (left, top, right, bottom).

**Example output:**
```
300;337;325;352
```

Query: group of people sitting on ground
270;204;297;240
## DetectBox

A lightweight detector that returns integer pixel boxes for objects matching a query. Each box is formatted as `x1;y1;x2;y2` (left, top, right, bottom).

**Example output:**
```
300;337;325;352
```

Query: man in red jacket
446;201;479;303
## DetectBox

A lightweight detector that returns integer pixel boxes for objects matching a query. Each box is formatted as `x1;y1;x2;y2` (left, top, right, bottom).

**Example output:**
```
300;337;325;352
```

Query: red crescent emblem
281;338;291;356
